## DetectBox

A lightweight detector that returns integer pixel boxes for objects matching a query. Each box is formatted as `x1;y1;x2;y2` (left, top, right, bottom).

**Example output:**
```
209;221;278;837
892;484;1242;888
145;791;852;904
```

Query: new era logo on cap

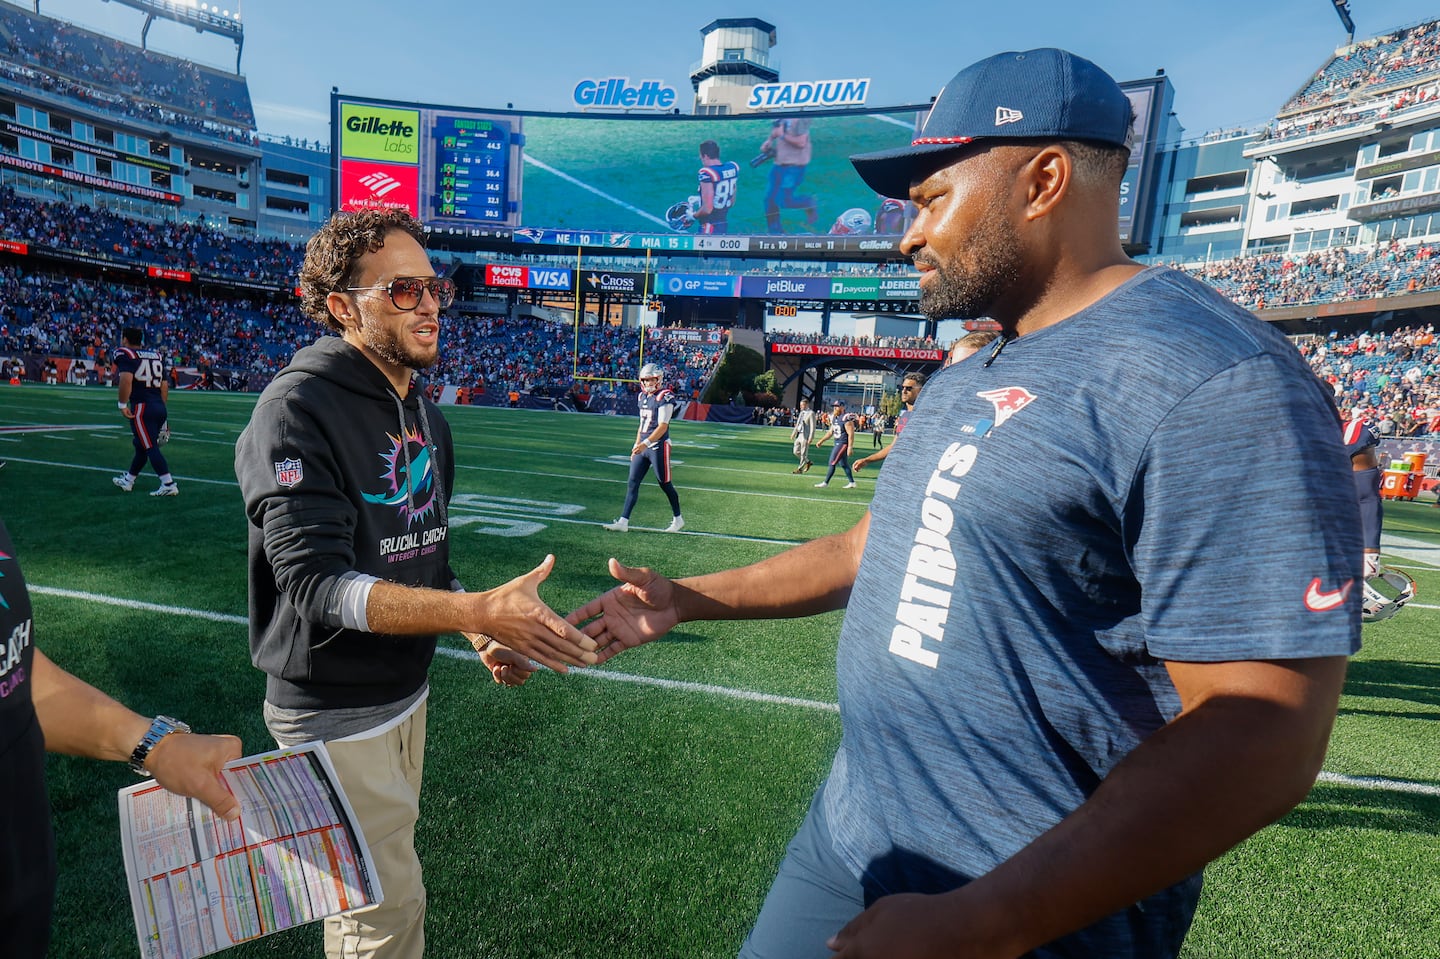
850;48;1133;199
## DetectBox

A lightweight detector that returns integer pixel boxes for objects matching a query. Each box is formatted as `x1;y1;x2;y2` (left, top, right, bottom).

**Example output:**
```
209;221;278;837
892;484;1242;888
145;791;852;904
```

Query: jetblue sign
574;78;677;111
738;276;832;300
746;78;870;110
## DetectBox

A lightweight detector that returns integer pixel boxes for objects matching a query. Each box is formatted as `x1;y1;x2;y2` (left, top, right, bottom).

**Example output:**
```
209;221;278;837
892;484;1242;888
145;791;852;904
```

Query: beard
359;315;438;371
916;195;1023;322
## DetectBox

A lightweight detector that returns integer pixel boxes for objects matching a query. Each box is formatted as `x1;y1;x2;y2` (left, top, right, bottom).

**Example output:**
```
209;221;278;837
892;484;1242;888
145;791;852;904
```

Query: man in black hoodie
235;209;596;959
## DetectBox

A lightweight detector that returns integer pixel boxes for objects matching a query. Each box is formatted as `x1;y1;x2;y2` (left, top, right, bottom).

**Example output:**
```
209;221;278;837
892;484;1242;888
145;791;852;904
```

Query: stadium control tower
690;18;779;116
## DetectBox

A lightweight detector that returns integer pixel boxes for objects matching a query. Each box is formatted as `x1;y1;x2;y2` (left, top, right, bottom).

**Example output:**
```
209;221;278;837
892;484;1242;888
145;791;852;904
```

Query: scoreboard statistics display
432;115;516;223
334;97;523;228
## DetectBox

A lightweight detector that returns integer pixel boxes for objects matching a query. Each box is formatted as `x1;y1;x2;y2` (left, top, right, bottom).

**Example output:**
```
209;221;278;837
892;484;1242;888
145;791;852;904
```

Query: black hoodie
235;337;457;710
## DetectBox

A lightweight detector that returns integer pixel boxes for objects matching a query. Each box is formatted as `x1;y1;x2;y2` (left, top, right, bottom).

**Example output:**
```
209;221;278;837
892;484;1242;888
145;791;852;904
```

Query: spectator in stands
568;47;1359;959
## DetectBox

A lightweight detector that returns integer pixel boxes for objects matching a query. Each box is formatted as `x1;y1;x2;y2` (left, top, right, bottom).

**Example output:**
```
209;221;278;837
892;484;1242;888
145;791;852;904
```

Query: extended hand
478;639;541;682
145;731;244;822
472;555;598;673
566;558;680;664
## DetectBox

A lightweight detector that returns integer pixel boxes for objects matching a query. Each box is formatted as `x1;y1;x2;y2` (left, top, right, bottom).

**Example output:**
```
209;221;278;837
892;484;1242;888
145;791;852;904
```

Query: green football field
3;383;1438;959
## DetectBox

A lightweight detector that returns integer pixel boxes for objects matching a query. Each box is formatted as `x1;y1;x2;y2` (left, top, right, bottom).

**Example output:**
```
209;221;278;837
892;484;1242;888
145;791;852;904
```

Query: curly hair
298;209;427;331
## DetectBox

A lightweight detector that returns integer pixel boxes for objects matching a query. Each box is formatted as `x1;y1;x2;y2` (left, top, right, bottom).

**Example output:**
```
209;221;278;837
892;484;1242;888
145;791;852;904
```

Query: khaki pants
321;702;428;959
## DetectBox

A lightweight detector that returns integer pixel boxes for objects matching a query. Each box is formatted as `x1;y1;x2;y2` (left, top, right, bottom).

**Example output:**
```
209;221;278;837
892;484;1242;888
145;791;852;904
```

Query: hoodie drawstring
415;388;448;526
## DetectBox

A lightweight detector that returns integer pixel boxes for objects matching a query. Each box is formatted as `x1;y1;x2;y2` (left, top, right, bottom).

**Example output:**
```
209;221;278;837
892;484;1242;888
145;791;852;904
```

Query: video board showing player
332;83;1159;246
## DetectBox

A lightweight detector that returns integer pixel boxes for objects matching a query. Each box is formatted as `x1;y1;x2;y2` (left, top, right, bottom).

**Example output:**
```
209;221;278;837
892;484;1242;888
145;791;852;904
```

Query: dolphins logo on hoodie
363;425;438;527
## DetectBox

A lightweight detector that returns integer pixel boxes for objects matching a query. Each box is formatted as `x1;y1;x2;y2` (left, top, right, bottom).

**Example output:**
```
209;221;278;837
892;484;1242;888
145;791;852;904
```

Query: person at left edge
0;516;243;959
112;326;178;497
234;209;597;959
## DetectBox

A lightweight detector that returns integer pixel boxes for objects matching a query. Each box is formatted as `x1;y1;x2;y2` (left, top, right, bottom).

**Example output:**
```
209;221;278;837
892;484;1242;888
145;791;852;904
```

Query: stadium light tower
1330;0;1356;44
80;0;246;73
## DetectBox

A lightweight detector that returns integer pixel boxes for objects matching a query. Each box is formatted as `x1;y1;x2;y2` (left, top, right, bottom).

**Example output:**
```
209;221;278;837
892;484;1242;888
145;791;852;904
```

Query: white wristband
117;401;128;410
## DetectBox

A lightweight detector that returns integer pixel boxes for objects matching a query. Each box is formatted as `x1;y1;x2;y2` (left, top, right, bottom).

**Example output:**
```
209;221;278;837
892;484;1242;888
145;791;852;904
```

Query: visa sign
574;78;677;111
527;268;572;291
747;78;870;110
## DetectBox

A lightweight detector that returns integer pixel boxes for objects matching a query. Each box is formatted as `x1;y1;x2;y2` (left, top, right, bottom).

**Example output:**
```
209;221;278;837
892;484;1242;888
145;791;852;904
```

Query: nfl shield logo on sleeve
274;458;303;487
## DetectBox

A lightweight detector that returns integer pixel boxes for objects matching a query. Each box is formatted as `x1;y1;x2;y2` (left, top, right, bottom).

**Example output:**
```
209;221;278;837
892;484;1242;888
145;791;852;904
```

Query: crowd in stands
1179;239;1440;311
2;189;303;286
0;4;255;133
0;259;727;400
1260;18;1440;144
428;316;723;400
1303;325;1440;436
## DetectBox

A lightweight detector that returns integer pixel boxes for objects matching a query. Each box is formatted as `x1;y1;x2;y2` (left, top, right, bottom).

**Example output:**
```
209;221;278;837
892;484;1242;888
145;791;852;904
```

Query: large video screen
333;93;925;251
331;84;1160;251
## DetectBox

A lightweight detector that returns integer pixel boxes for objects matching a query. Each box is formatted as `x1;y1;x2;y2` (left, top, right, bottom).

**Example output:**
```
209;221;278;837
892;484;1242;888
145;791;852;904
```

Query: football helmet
665;195;701;231
829;208;874;235
1361;565;1417;623
639;363;663;380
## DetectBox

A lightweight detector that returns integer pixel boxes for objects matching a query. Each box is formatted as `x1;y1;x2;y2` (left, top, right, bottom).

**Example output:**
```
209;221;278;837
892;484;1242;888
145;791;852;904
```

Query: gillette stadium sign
573;78;677;111
747;78;870;110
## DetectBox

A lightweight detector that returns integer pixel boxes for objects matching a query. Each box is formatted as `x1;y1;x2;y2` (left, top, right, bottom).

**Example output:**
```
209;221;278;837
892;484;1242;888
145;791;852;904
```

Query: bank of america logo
358;172;403;198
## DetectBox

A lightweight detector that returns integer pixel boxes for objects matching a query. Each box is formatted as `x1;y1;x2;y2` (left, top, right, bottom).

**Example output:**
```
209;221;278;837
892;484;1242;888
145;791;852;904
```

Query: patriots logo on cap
995;107;1024;126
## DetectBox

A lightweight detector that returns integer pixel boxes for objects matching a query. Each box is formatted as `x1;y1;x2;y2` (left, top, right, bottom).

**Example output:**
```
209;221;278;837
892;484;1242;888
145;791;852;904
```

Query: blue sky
29;0;1440;145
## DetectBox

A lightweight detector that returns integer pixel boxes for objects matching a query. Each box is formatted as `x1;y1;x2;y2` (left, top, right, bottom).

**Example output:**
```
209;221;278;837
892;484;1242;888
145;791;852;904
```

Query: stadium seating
0;4;255;132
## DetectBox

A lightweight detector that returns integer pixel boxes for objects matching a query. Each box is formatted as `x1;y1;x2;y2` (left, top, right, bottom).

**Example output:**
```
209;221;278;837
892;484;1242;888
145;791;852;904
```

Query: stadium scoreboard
432;116;516;223
332;76;1166;255
334;97;524;226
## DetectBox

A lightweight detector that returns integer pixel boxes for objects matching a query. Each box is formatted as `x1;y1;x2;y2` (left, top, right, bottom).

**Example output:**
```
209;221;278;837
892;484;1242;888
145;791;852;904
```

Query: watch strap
129;715;191;776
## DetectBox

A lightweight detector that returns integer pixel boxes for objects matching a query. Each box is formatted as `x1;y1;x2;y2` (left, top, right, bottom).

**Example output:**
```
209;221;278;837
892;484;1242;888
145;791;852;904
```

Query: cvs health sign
485;264;528;288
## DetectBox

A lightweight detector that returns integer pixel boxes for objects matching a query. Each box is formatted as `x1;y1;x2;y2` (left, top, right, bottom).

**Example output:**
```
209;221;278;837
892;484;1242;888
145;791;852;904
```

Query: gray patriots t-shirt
823;267;1361;958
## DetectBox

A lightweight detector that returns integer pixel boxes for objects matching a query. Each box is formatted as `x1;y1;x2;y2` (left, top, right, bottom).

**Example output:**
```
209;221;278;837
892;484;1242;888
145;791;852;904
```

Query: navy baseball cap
851;48;1133;199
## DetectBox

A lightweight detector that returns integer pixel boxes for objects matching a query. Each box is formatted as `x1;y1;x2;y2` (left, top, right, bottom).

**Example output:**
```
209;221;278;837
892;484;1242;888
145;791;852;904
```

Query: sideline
27;585;1437;799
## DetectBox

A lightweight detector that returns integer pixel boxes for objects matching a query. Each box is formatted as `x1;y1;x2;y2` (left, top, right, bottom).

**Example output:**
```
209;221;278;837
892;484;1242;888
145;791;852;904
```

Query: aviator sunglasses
345;275;456;310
